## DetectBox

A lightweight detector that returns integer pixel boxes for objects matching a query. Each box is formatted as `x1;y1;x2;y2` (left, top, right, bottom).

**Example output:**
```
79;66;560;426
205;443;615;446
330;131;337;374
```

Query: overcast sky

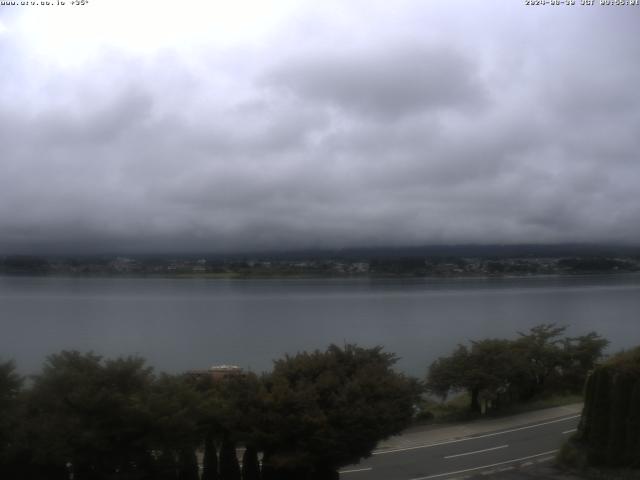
0;0;638;253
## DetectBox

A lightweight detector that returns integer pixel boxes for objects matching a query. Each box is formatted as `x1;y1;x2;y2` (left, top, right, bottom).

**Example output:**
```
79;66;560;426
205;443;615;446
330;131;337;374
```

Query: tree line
0;345;420;480
426;324;609;413
0;325;609;480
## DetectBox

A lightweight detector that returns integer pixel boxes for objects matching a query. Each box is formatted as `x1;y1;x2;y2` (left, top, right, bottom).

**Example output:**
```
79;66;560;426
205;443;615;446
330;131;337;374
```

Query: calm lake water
1;274;639;376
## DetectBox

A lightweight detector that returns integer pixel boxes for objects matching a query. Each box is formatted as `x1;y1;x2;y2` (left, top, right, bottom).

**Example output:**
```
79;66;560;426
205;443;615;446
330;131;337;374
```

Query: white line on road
373;415;579;455
339;467;373;474
562;428;577;434
409;449;558;480
444;444;508;459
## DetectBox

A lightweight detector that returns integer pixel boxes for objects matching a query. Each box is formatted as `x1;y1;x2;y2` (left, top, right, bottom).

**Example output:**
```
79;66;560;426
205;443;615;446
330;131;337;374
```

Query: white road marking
444;444;508;459
339;467;373;474
562;428;577;434
373;415;580;455
409;450;558;480
535;456;556;463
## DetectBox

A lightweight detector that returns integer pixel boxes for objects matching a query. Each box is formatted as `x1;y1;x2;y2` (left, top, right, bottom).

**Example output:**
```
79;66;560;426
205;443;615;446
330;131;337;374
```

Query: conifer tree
577;346;640;468
241;446;260;480
178;447;199;480
219;436;241;480
202;433;219;480
156;450;178;480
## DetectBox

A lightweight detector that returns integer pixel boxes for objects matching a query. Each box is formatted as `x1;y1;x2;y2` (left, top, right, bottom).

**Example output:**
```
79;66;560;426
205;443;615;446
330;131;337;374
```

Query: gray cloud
264;45;487;118
0;2;639;253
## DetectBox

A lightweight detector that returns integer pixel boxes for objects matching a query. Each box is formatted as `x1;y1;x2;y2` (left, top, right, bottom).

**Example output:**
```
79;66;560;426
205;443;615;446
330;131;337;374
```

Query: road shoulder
374;404;583;454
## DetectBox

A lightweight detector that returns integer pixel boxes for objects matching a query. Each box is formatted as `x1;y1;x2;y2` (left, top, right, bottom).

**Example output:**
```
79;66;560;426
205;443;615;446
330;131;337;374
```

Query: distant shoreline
2;252;639;280
1;270;639;281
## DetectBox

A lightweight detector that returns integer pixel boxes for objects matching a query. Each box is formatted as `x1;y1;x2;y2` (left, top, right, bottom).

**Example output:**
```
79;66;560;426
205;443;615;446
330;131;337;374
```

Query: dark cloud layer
265;45;486;118
0;2;639;253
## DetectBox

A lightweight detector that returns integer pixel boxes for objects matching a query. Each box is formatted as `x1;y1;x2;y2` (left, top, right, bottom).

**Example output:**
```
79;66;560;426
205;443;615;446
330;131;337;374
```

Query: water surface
1;274;639;376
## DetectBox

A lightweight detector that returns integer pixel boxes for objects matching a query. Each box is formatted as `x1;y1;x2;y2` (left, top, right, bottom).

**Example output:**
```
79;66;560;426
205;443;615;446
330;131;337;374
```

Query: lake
1;274;639;377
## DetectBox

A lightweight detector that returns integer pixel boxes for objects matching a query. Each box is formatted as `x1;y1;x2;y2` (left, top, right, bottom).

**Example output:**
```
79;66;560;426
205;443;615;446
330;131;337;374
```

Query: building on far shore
186;365;245;382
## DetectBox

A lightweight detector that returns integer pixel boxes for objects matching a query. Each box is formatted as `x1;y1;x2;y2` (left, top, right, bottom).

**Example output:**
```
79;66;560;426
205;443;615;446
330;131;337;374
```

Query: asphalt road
339;414;580;480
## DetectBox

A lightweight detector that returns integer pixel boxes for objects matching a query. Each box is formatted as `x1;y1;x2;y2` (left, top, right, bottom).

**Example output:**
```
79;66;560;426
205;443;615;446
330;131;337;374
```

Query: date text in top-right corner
525;0;638;6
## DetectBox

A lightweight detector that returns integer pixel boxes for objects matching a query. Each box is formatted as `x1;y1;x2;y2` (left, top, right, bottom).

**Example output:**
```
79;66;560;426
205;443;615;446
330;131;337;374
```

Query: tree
177;447;199;480
215;372;266;450
156;449;178;480
0;360;21;407
201;433;219;480
426;324;603;412
219;435;241;480
576;346;640;468
260;344;420;479
241;446;260;480
426;345;469;400
147;373;205;478
561;332;609;391
23;351;155;479
514;324;567;399
426;340;526;412
0;360;23;478
466;339;527;411
198;372;264;480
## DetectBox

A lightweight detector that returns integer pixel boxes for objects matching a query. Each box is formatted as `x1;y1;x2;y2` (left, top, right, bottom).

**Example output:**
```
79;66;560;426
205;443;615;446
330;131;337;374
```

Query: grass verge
414;392;583;425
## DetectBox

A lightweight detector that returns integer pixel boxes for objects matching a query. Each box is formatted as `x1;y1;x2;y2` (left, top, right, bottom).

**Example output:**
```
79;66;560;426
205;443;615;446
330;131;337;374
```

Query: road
339;414;580;480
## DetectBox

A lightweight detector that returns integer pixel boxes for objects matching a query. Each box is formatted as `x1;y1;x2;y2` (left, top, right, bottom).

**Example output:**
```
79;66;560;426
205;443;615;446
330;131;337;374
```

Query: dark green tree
561;332;609;391
625;380;640;467
156;450;178;480
204;372;266;480
0;360;21;408
426;345;469;400
219;435;241;480
147;373;205;479
260;344;420;478
0;360;23;478
241;446;260;480
202;433;219;480
24;351;155;478
427;340;526;412
177;447;199;480
426;325;603;412
514;324;567;399
577;346;640;468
